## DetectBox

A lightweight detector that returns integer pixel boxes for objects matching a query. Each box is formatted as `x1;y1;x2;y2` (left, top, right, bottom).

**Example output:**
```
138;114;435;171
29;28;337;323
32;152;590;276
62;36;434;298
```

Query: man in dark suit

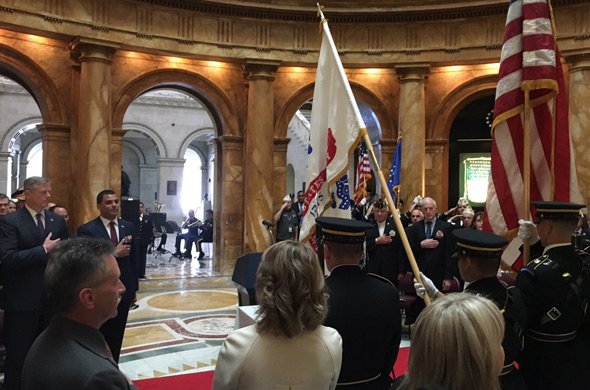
136;201;153;278
77;189;137;362
403;196;456;323
515;201;590;390
0;176;69;390
365;198;402;286
22;238;137;390
318;217;401;389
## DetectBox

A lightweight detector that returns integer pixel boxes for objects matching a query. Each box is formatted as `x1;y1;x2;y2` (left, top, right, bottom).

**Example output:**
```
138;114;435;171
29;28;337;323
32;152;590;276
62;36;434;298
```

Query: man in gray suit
22;238;137;389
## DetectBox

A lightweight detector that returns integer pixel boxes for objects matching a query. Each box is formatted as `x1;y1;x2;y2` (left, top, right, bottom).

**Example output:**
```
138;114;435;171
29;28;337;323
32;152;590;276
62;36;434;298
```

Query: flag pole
522;90;531;265
317;3;430;305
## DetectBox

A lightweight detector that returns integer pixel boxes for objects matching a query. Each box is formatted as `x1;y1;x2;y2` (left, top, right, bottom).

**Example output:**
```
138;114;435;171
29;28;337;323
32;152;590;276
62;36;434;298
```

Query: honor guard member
453;229;527;390
318;217;401;389
515;201;590;390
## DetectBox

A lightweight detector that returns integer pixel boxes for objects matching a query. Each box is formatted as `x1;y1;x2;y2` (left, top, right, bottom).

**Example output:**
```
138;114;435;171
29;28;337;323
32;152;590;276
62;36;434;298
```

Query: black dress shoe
198;251;205;260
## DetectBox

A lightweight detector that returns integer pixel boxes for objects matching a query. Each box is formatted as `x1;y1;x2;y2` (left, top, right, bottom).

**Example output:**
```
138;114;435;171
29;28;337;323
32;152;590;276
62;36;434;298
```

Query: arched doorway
448;94;495;210
0;75;43;195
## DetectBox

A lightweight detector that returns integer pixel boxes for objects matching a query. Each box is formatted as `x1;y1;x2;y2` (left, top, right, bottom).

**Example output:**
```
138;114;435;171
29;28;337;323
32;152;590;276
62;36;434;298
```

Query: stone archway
430;74;498;140
0;44;66;125
275;81;395;139
427;74;498;206
112;69;240;138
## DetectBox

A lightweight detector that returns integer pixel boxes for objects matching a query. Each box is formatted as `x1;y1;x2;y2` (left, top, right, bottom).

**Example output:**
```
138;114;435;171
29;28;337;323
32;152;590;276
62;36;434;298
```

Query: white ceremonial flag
299;14;367;245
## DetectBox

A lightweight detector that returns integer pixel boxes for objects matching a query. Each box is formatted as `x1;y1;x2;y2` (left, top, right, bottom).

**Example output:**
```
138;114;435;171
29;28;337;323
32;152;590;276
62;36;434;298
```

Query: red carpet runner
134;347;410;390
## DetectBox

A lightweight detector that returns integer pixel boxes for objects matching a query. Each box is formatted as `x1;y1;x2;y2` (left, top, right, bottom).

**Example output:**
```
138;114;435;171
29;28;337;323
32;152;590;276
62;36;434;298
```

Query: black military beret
316;216;372;244
452;228;507;259
531;201;585;222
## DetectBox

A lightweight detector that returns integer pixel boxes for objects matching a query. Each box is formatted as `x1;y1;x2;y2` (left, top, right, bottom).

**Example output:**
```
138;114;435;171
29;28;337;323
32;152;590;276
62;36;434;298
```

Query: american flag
484;0;582;270
353;142;372;204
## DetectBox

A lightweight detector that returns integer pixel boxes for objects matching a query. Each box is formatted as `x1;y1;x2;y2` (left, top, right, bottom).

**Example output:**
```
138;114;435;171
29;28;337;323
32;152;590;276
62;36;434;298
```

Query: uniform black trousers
4;308;52;390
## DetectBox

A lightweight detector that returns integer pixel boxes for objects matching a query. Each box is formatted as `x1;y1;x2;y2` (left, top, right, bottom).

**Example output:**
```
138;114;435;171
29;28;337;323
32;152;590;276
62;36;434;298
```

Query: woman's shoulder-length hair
255;240;328;338
404;292;505;390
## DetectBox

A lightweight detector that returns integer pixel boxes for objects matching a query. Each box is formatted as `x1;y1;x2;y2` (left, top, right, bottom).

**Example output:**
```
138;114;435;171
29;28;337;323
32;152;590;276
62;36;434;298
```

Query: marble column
0;152;11;194
567;54;590;206
156;158;185;224
243;62;278;253
69;38;119;224
216;135;244;274
272;137;290;213
396;65;429;205
37;123;71;209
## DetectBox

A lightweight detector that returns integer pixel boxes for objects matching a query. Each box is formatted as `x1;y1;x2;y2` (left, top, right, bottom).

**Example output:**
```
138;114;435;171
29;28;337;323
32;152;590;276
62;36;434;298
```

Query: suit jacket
22;315;138;390
0;208;69;311
404;218;455;289
212;324;342;390
77;217;138;302
324;265;401;389
365;216;402;285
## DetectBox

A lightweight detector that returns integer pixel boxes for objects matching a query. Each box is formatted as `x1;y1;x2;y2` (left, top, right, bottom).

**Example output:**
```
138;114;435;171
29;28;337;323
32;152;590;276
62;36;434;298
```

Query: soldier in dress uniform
414;229;527;390
515;201;590;390
318;216;401;389
453;229;527;390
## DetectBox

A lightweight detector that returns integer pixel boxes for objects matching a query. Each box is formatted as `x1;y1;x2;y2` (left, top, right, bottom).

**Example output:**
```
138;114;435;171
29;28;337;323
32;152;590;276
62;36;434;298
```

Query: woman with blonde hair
396;293;505;390
212;240;342;389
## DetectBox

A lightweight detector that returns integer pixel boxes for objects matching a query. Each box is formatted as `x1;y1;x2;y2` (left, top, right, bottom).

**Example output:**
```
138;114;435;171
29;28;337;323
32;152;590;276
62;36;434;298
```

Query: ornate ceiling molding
135;0;587;23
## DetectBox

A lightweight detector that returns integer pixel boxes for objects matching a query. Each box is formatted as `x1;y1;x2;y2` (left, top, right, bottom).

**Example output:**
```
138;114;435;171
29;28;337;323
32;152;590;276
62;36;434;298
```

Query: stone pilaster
566;53;590;206
216;135;244;274
243;62;279;253
0;152;11;195
69;38;119;223
155;158;185;224
111;128;124;198
425;139;448;207
396;65;429;205
272;137;290;213
36;123;71;211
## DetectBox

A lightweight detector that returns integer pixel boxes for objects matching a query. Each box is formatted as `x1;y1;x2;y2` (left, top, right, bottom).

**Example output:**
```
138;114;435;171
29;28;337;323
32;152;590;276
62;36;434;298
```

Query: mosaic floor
119;246;239;381
119;242;411;382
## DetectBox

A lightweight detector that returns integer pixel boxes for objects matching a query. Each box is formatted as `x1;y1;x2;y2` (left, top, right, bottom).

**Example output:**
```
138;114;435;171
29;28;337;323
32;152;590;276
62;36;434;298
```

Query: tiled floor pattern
120;249;238;381
120;246;411;381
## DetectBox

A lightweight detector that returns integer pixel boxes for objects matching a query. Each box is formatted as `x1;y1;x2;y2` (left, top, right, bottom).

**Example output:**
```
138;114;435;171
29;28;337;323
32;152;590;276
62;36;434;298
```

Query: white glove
413;272;440;300
518;219;540;244
359;198;367;206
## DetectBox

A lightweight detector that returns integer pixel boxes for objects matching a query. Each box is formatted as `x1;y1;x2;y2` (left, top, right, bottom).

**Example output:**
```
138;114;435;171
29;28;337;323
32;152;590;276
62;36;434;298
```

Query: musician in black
172;209;200;259
515;201;590;390
195;209;214;260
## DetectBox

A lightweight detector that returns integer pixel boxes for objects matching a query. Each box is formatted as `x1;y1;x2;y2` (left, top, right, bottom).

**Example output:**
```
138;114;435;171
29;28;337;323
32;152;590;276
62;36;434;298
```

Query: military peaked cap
453;228;507;259
532;201;585;222
316;216;372;244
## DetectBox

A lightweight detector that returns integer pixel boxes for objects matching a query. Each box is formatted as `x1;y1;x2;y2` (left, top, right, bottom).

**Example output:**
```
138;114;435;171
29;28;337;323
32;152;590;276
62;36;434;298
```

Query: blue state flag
387;137;402;206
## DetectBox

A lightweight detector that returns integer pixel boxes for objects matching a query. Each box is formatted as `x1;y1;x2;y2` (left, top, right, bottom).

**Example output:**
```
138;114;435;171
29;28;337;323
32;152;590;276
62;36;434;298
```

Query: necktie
109;221;118;245
35;213;44;236
426;221;432;239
